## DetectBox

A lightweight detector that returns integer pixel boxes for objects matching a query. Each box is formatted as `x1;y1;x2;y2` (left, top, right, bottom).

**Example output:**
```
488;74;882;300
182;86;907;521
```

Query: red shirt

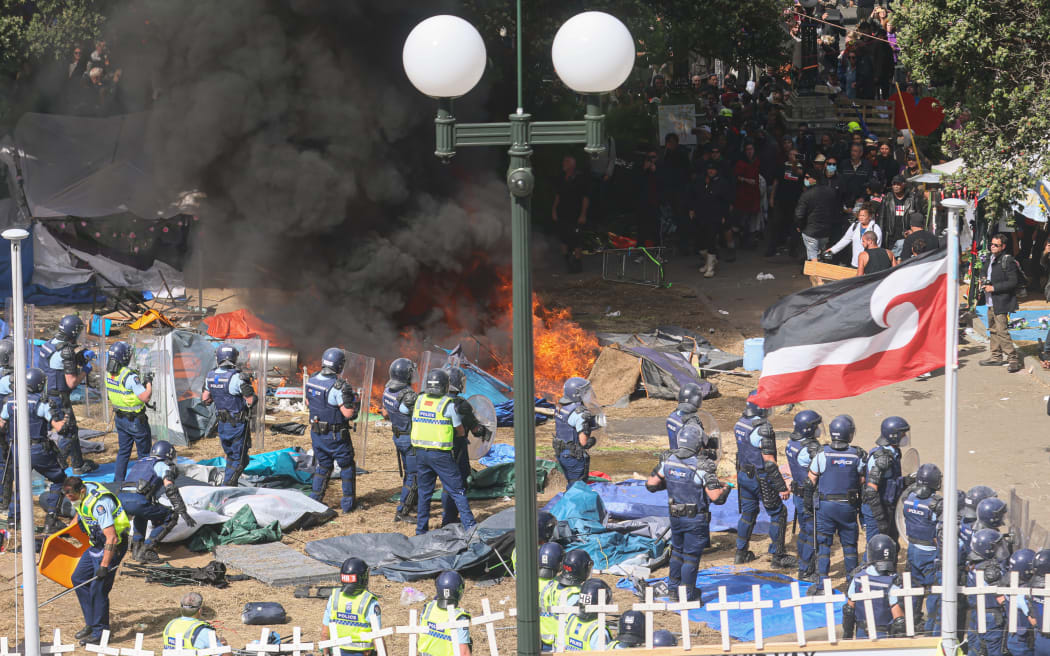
733;158;761;213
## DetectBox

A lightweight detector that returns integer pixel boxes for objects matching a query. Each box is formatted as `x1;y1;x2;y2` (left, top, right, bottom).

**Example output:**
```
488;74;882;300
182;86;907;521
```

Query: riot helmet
25;367;46;394
150;440;176;462
675;424;705;458
446;367;466;395
561;377;591;405
0;338;14;370
653;630;678;647
435;570;465;608
828;414;855;447
339;557;369;595
1033;549;1050;576
424;368;450;397
57;314;84;342
557;549;593;587
878;416;910;447
538;542;564;580
866;533;897;574
970;528;1004;561
676;383;703;414
216;344;239;367
538;511;558;544
962;486;998;521
388;358;416;387
976;497;1007;529
107;341;132;374
792;410;822;439
577;579;612;621
915;463;942;493
321;348;346;375
616;611;645;647
743;390;769;418
1009;549;1037;583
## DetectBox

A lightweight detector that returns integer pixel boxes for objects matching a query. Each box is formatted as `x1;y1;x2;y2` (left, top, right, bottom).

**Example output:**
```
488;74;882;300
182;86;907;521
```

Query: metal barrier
601;247;668;288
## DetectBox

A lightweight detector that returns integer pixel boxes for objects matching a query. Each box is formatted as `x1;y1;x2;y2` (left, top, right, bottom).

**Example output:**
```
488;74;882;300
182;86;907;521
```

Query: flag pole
939;198;967;654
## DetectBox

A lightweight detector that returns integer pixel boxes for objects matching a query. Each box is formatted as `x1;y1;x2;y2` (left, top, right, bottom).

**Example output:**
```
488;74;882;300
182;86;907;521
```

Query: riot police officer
808;415;866;580
38;314;97;474
901;463;943;634
547;549;591;620
512;510;558;575
554;377;599;490
733;391;794;568
842;534;906;639
974;497;1014;551
419;570;472;656
1006;549;1036;656
646;424;732;601
117;440;195;563
1023;549;1050;655
861;416;910;549
407;369;476;534
322;557;381;656
666;383;704;450
960;485;998;565
162;592;225;650
105;341;153;485
2;368;68;520
563;579;614;651
966;529;1009;656
381;357;417;522
0;337;15;507
608;611;644;649
786;410;823;582
538;542;565;650
200;344;256;487
443;367;490;527
305;348;360;513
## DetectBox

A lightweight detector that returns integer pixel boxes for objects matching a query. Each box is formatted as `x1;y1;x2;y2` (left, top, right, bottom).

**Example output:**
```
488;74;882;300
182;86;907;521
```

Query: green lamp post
402;10;635;656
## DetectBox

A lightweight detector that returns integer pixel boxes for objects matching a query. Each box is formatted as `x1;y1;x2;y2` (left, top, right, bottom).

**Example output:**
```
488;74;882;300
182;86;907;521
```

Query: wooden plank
549;636;943;655
803;260;856;281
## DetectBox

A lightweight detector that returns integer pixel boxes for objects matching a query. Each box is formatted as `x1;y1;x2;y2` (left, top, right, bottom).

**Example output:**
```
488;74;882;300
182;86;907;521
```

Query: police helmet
57;314;84;342
792;409;822;439
321;348;346;375
339;557;369;595
538;510;558;544
653;630;678;647
446;367;466;395
962;486;998;521
107;341;132;369
25;367;46;394
915;463;942;492
216;344;239;366
743;390;769;418
424;368;450;396
389;358;416;386
435;570;465;607
675;424;705;458
0;338;13;369
976;497;1008;529
828;414;855;446
878;416;910;446
1009;549;1037;583
561;377;590;404
865;533;897;573
557;549;593;587
150;440;176;462
616;610;645;646
1033;549;1050;576
971;528;1004;561
577;578;612;620
676;383;703;414
538;542;564;580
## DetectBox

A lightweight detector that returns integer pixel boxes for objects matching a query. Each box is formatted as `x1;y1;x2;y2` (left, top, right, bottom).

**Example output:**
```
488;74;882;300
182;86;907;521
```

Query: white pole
939;198;967;654
3;227;39;656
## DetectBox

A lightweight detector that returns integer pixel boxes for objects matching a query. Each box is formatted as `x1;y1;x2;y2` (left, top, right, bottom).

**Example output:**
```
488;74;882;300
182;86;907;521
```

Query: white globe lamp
402;15;487;98
551;12;635;94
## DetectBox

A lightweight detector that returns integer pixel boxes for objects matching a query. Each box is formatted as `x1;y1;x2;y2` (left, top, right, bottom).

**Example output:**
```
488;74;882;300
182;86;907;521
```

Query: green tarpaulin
188;505;282;552
388;459;558;502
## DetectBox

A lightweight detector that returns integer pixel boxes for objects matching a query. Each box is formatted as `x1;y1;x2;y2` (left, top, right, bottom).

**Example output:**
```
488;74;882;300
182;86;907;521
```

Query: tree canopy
0;0;109;76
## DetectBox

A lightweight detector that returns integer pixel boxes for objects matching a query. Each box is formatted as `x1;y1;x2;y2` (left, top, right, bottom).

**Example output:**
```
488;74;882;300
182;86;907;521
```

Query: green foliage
895;0;1050;220
0;0;109;76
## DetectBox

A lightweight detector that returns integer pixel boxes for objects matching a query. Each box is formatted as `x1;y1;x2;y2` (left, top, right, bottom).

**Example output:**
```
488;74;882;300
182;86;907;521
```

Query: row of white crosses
13;575;1050;656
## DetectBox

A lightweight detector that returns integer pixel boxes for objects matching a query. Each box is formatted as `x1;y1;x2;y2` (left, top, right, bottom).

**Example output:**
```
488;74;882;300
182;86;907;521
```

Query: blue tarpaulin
479;443;515;467
975;305;1050;342
495;397;554;427
198;447;312;485
0;224;98;305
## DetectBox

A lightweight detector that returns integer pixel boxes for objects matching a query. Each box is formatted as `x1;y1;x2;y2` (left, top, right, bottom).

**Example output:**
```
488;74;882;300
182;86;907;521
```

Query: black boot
735;549;757;564
771;553;798;569
75;627;93;641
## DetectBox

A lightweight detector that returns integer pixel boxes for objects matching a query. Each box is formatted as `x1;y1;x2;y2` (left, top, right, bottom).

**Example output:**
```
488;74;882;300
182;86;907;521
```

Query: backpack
1001;254;1029;299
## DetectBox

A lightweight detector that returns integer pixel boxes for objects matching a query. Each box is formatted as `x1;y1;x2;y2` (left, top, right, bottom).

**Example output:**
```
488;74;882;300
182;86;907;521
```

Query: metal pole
939;198;966;653
3;227;40;656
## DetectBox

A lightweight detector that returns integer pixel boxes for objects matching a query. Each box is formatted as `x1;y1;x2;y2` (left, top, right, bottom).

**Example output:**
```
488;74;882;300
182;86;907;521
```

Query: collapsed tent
187;505;283;552
194;447;314;489
204;309;291;346
0;211;97;305
420;459;559;501
161;485;334;543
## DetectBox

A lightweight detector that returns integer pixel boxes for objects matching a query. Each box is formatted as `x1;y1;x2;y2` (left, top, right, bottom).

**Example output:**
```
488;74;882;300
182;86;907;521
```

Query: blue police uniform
1011;594;1035;656
847;564;902;638
734;415;787;555
382;384;417;516
966;561;1007;656
554;403;591;490
1023;586;1050;656
659;454;712;602
665;410;701;451
71;482;130;642
785;434;818;577
404;396;475;535
442;396;475;527
861;444;903;546
39;337;86;469
110;370;152;485
117;456;174;548
810;444;865;577
902;487;941;634
306;372;357;513
4;392;66;519
206;365;253;486
0;373;12;503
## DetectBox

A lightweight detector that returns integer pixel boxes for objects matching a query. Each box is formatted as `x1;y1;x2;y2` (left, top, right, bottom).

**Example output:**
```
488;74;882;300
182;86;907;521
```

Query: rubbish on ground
271;422;307;436
755;273;775;281
400;587;428;605
242;602;287;625
718;310;729;315
122;560;234;588
129;308;176;330
276;399;307;413
605;310;621;317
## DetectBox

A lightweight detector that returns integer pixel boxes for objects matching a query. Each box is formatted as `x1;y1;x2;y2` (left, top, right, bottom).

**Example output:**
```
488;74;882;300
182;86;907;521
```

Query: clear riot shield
418;349;451;385
340;350;375;469
4;300;35;366
466;394;496;460
77;333;108;428
578;383;606;429
894;448;921;547
695;410;722;461
203;336;267;450
127;334;174;444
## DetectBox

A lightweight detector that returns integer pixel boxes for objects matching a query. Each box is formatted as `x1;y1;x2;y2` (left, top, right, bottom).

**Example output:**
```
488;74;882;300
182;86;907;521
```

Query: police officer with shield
842;535;907;639
306;348;360;513
381;357;418;522
1022;550;1050;655
554;377;600;490
117;440;196;563
39;314;97;474
666;383;704;450
966;529;1009;656
785;410;823;582
861;416;910;549
808;414;867;580
322;557;381;656
2;368;68;521
419;570;472;656
442;367;491;527
901;463;943;634
105;341;153;485
201;344;256;486
1006;549;1036;656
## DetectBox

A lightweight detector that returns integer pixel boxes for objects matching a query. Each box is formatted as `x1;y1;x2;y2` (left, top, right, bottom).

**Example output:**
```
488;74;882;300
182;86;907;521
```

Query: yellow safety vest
564;614;605;652
418;600;471;656
105;366;146;412
411;395;455;451
327;589;378;653
163;617;213;649
540;582;578;647
76;482;130;546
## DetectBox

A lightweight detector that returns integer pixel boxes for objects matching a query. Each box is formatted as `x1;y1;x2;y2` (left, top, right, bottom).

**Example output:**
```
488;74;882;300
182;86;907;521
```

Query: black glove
841;603;856;639
889;616;907;637
142;372;155;385
181;513;197;528
95;565;111;581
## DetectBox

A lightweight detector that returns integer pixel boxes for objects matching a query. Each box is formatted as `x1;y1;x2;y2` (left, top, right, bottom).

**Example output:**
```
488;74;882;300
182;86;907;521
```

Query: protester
795;169;841;261
826;205;882;268
980;234;1022;373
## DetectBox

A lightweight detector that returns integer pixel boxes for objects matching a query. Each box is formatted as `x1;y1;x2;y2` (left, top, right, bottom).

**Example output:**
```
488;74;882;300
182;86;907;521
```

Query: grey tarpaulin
594;326;726;400
304;508;516;582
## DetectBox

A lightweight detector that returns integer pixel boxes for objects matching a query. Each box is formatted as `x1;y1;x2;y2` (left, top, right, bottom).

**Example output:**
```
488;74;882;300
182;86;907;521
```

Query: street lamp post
403;11;634;656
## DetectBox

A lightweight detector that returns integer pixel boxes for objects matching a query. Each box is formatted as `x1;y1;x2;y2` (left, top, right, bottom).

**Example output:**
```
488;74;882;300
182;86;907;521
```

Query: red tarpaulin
203;309;291;347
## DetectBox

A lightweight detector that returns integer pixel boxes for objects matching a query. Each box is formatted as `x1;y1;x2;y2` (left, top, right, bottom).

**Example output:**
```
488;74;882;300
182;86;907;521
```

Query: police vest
734;416;765;471
565;614;606;651
411;395;455;450
967;563;1006;621
664;454;706;510
105;366;145;412
867;445;904;506
817;444;863;498
959;519;976;559
38;339;72;394
382;386;412;436
666;411;701;451
307;374;347;426
0;373;11;410
852;569;896;629
163;616;213;649
555;402;583;451
207;367;246;417
123;455;165;498
538;579;560;646
902;491;938;546
418;601;470;656
6;393;48;441
326;589;378;652
76;482;130;546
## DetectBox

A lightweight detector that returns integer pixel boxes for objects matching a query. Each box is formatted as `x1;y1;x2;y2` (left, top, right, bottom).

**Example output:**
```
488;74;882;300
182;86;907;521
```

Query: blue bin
90;314;112;336
743;337;765;371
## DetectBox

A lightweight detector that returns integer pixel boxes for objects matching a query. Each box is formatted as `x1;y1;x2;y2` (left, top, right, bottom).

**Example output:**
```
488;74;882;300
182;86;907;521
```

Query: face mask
804;179;815;187
826;164;837;174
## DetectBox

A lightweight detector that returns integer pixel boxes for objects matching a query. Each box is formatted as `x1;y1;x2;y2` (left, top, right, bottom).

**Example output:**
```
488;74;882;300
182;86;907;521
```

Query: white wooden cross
471;598;506;656
161;645;195;656
363;618;393;656
120;633;155;656
852;577;885;641
665;585;701;651
1031;581;1050;634
738;584;774;650
706;585;741;652
632;586;667;650
278;627;313;656
779;581;811;646
551;599;578;653
584;588;619;652
247;629;281;656
42;629;75;655
440;605;471;654
0;637;23;656
962;573;1000;634
198;631;231;656
897;572;927;637
394;608;428;656
85;630;121;656
811;577;846;643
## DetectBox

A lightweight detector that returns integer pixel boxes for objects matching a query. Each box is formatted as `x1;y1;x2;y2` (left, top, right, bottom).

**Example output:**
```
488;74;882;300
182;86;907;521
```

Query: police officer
554;377;599;490
38;314;97;474
960;485;998;564
162;592;225;650
733;391;794;568
443;367;490;527
512;510;558;575
974;497;1014;552
548;549;591;621
901;463;943;634
105;341;154;485
966;529;1009;656
608;611;644;649
0;337;16;507
117;440;195;563
1023;549;1050;655
646;424;732;601
381;357;417;522
200;344;256;487
538;542;565;651
419;570;472;656
63;476;130;645
408;369;476;535
1006;549;1036;656
563;578;614;651
666;383;704;450
322;557;381;656
861;416;910;549
808;415;867;580
786;410;823;582
842;534;906;638
2;368;68;521
305;348;360;513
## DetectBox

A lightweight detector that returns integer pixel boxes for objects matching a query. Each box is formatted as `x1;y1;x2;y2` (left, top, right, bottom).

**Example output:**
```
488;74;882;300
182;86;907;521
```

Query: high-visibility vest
76;482;130;546
163;617;213;649
105;366;145;412
418;601;471;656
326;589;378;652
411;395;454;450
540;582;578;647
564;614;605;651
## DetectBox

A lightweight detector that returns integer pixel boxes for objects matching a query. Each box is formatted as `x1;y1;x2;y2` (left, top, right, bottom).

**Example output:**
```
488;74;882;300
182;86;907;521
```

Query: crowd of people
60;40;128;116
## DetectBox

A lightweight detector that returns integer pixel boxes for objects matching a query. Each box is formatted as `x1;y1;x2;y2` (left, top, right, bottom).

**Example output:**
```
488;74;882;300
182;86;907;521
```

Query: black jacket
839;158;874;206
878;190;927;246
795;184;842;239
985;253;1019;314
691;174;734;224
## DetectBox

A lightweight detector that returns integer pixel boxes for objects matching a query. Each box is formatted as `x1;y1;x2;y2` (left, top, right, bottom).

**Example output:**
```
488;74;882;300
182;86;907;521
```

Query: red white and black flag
752;249;948;406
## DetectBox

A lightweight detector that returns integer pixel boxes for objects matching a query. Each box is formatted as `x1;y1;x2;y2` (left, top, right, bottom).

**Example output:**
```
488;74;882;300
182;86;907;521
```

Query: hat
847;121;862;132
813;153;827;163
180;592;203;612
908;212;926;228
906;152;917;161
892;174;906;185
